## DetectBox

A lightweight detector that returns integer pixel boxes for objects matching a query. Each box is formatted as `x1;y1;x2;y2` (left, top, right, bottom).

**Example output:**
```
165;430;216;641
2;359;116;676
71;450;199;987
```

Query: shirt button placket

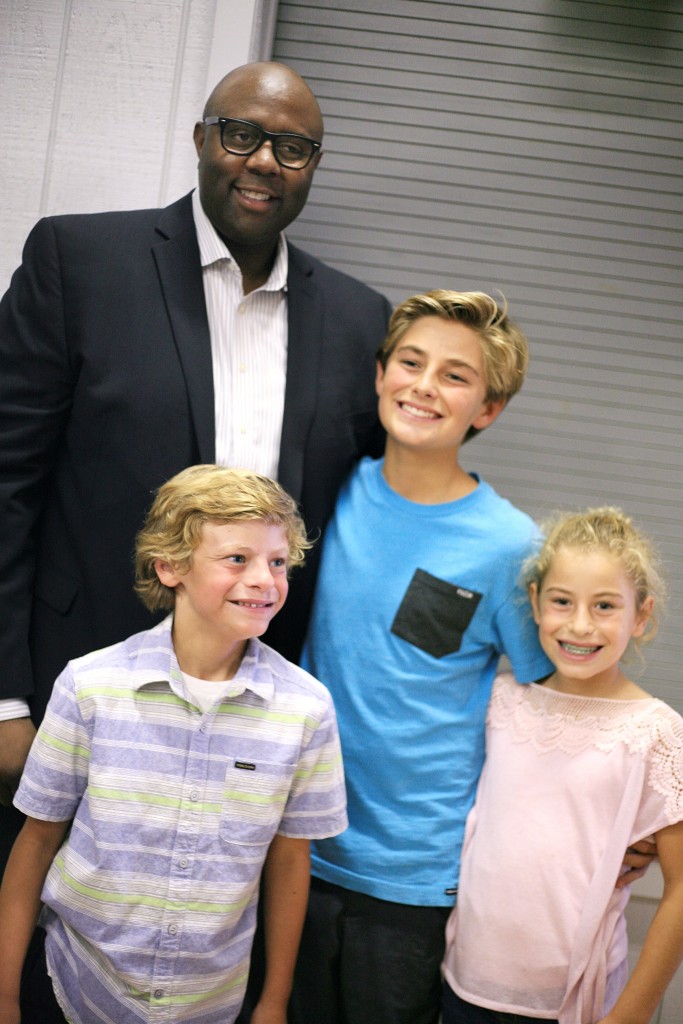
150;720;212;1010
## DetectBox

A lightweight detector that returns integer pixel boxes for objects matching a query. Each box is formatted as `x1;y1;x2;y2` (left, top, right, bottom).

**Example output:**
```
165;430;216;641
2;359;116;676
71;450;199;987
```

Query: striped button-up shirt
15;616;347;1024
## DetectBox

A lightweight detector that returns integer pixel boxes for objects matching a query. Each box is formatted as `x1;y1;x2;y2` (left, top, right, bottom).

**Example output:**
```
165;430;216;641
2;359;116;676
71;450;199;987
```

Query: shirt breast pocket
220;757;296;846
391;568;482;658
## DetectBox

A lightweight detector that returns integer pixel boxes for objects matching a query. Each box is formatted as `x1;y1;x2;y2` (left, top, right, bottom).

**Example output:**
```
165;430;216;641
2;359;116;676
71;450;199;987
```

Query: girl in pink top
442;507;683;1024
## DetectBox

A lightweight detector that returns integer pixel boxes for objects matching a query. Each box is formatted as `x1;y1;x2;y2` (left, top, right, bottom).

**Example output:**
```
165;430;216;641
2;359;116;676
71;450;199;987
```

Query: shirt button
178;857;189;869
189;790;199;802
154;989;164;999
168;924;178;936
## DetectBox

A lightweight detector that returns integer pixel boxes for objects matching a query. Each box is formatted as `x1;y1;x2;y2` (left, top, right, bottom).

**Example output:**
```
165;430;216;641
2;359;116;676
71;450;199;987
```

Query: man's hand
616;838;658;889
250;998;287;1024
0;719;36;806
0;994;21;1024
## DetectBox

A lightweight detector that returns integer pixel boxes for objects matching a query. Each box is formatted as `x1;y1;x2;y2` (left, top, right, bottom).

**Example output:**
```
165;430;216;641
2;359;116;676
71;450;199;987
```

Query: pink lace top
442;672;683;1024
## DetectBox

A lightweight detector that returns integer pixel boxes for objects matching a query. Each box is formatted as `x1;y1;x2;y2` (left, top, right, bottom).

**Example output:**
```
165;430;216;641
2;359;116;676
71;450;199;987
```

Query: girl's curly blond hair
524;506;666;651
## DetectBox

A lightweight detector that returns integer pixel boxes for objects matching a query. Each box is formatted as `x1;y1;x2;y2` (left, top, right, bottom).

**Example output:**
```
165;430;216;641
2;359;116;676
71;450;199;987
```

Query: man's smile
236;186;276;203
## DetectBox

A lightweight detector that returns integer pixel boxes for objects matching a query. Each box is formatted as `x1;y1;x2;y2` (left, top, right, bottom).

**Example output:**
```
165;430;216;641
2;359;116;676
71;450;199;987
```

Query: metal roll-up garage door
272;1;683;712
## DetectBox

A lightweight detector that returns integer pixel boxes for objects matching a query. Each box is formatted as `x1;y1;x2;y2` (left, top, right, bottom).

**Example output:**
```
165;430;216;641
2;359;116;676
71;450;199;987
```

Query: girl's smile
530;546;653;698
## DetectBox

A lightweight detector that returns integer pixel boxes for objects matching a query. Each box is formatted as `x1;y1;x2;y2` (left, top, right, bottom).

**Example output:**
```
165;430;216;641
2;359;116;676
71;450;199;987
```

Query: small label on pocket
234;760;256;771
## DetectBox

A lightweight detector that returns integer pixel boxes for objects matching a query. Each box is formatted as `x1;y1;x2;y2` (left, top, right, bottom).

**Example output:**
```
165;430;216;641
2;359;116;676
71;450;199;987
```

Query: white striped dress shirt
192;188;288;479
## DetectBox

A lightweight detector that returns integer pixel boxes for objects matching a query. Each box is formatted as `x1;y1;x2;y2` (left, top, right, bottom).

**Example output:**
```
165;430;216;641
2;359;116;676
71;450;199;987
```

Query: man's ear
193;121;206;158
471;398;507;433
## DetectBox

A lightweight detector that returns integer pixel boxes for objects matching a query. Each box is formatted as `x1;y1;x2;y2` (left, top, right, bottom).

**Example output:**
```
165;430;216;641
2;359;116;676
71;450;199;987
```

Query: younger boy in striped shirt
0;465;347;1024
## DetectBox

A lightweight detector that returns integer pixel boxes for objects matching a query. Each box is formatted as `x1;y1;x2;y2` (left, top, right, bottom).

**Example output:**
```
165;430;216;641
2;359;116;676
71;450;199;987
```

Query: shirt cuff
0;698;31;721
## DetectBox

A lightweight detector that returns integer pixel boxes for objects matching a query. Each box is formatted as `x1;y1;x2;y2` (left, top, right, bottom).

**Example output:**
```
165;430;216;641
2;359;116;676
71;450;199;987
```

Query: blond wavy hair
135;465;311;612
524;506;666;652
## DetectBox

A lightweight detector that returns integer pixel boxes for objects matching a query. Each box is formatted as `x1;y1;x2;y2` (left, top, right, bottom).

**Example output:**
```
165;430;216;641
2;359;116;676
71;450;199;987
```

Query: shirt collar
132;616;275;702
191;186;288;291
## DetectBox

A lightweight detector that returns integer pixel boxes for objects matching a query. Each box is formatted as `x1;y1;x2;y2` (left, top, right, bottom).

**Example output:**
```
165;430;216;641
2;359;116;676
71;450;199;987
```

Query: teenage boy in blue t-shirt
289;290;551;1024
285;290;654;1024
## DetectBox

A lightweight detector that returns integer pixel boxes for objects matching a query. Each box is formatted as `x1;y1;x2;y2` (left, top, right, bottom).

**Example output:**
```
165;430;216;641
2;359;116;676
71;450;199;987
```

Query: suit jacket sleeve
0;196;213;715
0;218;75;701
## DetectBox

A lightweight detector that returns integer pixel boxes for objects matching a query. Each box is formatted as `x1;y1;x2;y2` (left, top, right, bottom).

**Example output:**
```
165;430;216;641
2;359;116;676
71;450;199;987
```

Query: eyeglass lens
220;119;315;168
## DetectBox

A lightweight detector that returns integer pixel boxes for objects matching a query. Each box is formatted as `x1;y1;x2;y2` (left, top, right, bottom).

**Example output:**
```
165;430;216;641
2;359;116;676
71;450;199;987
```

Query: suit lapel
278;243;323;501
152;194;216;463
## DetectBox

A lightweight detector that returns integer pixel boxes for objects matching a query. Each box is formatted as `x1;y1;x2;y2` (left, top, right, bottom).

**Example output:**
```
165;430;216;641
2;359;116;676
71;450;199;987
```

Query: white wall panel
0;0;267;292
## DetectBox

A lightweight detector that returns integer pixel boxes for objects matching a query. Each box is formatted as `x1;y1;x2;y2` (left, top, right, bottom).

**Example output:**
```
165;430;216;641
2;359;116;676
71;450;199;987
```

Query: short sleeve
14;664;90;822
276;687;348;841
633;704;683;839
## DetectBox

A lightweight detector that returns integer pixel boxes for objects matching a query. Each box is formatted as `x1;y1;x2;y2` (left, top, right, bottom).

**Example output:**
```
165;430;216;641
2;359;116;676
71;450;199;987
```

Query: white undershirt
181;671;245;714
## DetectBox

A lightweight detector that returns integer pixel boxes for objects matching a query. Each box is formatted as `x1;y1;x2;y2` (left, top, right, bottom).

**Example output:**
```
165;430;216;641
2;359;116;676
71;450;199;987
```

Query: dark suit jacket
0;192;391;724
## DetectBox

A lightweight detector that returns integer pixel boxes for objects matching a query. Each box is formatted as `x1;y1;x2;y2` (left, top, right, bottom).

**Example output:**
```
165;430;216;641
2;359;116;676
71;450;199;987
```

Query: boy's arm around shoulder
0;815;70;1024
615;837;658;889
251;833;311;1024
598;819;683;1024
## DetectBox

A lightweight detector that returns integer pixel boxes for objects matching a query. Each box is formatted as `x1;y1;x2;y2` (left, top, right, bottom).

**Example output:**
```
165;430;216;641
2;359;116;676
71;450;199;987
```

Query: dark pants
442;982;558;1024
287;876;451;1024
0;803;24;878
20;928;68;1024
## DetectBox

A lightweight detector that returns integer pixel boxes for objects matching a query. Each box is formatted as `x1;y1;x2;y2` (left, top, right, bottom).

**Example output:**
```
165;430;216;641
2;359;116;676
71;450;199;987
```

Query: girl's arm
599;819;683;1024
0;815;70;1024
250;834;310;1024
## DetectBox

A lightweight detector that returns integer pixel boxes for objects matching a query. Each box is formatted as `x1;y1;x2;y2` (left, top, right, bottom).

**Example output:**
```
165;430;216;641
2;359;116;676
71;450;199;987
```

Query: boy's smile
156;519;289;679
375;317;503;457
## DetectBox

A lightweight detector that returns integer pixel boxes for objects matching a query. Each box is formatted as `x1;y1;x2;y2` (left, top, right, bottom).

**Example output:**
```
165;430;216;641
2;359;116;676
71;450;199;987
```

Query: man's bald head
203;62;324;141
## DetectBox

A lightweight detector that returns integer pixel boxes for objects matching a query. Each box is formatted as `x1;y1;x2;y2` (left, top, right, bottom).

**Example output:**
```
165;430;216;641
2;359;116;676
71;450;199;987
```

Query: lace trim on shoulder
490;673;683;819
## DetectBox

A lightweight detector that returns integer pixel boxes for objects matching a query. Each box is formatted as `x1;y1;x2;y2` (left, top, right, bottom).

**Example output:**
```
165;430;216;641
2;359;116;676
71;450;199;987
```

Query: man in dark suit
0;61;390;852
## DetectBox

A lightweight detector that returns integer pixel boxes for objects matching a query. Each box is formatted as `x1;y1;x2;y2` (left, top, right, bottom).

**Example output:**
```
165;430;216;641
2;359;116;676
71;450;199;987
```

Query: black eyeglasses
203;116;321;169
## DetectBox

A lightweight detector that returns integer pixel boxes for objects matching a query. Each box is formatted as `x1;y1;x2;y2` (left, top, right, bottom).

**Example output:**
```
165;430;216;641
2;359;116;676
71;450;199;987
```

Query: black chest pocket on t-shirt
390;568;482;658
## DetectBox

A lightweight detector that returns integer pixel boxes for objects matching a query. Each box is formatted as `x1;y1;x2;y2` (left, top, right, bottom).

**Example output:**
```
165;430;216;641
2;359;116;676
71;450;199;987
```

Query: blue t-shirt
302;457;552;906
